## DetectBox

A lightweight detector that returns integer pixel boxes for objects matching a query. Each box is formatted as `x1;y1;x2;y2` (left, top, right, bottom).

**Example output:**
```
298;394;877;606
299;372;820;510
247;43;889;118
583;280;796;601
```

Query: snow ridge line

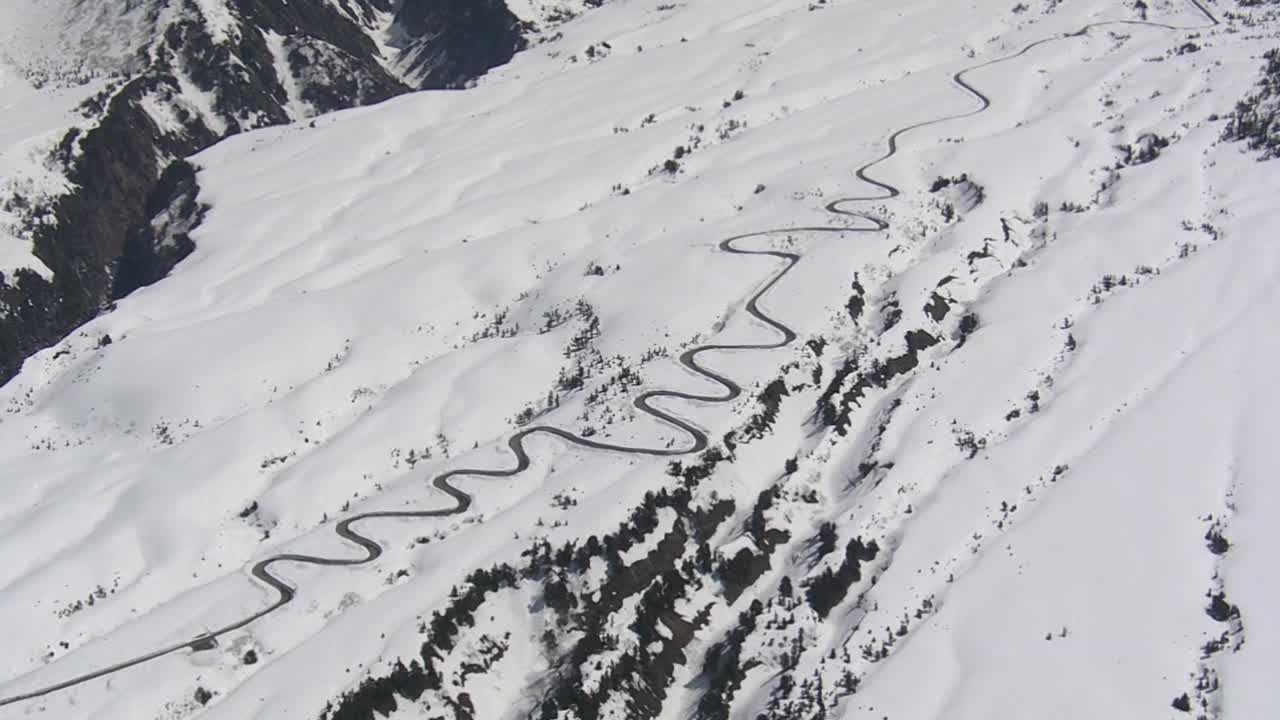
0;0;1219;708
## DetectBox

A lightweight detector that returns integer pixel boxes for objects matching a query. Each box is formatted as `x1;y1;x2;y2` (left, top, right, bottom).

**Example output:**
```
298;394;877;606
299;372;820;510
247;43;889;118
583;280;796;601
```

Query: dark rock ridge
113;160;208;299
0;0;532;386
390;0;530;90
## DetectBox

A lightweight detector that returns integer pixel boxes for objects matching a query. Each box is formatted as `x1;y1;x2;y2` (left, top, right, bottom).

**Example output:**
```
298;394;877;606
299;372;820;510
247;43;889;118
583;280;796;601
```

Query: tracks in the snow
0;0;1218;709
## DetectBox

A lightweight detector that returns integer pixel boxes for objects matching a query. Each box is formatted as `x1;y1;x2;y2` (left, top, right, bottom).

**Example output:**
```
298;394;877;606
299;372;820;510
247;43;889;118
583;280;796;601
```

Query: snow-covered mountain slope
0;0;595;387
1;0;1278;718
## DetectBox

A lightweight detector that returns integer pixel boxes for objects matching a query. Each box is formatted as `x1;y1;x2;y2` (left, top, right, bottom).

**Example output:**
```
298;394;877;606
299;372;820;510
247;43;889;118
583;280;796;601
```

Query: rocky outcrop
113;160;207;299
390;0;529;90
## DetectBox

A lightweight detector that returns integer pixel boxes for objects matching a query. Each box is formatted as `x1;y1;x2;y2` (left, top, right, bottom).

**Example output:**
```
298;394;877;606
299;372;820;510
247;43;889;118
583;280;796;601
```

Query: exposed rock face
390;0;529;89
0;0;534;385
113;159;207;299
0;69;211;386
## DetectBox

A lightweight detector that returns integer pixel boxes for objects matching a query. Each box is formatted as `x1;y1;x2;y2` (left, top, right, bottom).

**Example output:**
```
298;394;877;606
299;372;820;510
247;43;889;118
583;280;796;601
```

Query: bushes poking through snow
738;378;790;442
814;521;838;559
54;579;120;619
1206;591;1240;623
693;600;765;720
1223;48;1280;159
322;660;432;720
929;173;985;222
817;329;939;434
1205;525;1230;555
956;312;980;344
1116;133;1170;166
536;517;702;718
846;274;866;321
952;425;988;459
716;484;791;602
804;536;880;617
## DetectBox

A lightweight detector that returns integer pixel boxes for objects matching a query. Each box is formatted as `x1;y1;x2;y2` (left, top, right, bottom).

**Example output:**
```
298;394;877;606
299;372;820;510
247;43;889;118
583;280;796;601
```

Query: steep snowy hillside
1;0;1277;719
0;0;593;387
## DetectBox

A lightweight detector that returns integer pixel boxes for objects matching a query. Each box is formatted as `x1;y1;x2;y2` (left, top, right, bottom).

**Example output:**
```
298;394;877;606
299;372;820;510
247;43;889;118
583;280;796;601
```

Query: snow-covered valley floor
1;0;1277;718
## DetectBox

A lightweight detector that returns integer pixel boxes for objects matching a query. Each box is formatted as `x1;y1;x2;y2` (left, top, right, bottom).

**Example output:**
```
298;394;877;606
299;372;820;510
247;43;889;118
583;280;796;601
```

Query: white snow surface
0;0;162;281
0;0;1277;718
0;0;158;82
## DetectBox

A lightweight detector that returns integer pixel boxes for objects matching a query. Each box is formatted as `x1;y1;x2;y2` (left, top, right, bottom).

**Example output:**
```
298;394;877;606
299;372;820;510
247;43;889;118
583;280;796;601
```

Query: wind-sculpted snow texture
1;0;1278;718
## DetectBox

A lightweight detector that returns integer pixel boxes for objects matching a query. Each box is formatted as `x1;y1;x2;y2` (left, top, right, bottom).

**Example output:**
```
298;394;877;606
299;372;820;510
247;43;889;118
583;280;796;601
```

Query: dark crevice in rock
113;160;208;299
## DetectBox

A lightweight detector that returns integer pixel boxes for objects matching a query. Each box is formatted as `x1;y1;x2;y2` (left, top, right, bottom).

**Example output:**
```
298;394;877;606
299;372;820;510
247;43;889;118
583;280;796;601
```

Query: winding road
0;0;1219;709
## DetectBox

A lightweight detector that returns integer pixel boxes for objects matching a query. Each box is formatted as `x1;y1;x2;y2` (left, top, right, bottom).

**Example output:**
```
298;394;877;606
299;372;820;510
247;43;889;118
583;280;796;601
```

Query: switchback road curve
0;0;1218;709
